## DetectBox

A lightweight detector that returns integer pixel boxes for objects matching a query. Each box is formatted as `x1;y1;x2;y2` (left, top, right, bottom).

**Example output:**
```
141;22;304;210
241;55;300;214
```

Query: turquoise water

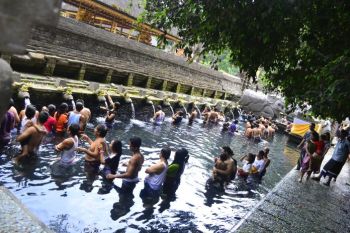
0;117;299;232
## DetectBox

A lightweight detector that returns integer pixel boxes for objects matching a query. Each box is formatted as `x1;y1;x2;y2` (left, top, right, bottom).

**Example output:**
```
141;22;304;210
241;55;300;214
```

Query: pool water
0;117;299;233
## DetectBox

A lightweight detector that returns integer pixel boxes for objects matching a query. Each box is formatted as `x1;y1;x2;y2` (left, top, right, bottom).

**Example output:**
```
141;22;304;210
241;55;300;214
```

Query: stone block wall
26;17;242;98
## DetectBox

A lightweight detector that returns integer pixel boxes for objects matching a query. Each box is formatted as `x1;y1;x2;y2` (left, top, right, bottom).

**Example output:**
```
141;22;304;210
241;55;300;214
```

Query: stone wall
27;17;242;97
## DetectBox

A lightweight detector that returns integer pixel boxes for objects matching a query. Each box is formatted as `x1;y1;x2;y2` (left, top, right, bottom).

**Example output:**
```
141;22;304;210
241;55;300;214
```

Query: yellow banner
290;124;321;137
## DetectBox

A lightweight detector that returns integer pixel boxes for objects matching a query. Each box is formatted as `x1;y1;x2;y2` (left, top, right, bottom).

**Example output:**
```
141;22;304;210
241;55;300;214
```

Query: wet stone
0;187;51;233
236;147;350;233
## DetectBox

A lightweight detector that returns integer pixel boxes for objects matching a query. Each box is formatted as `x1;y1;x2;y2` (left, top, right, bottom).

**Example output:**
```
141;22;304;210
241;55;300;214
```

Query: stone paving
234;146;350;233
0;186;52;233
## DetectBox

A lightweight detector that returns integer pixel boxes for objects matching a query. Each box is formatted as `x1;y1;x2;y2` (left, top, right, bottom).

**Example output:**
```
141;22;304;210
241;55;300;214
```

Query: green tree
143;0;350;121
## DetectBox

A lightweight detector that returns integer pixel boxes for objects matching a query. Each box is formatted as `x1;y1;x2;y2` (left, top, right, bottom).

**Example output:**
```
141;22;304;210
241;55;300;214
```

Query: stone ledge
233;146;350;233
0;186;53;233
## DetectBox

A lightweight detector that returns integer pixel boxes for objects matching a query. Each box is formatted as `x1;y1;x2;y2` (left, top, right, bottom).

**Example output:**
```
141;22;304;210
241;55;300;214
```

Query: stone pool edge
0;186;54;233
228;163;297;232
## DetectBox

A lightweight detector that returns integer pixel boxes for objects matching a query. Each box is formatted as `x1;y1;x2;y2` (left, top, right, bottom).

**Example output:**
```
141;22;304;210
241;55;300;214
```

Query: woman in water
162;148;189;198
54;103;68;137
54;123;80;166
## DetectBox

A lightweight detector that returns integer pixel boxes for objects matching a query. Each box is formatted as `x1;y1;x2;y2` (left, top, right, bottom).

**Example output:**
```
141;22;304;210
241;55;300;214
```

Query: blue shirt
332;139;350;163
229;123;237;133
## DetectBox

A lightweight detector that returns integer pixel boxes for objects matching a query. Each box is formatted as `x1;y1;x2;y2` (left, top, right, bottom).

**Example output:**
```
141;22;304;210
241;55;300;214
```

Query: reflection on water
0;118;298;232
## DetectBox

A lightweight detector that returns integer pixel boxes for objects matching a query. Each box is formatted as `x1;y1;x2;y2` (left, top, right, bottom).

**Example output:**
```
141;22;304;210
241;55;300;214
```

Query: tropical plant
143;0;350;121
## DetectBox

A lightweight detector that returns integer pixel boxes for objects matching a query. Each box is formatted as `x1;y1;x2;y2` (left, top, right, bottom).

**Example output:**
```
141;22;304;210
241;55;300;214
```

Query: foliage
143;0;350;121
201;51;240;76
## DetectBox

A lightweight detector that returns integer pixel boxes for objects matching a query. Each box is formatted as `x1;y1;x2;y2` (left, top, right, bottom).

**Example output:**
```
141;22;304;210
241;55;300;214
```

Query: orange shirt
54;113;68;133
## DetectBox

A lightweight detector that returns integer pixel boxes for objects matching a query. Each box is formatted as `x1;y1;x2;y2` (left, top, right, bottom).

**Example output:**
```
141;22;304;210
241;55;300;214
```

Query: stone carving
239;89;285;119
0;0;62;121
0;0;62;53
0;60;13;120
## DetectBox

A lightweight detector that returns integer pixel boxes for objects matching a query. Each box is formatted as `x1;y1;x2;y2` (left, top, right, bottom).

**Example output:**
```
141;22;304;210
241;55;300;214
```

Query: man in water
67;102;86;131
153;105;165;125
107;137;144;193
172;111;184;125
207;108;219;124
188;108;198;124
229;120;238;134
212;146;237;186
76;99;91;130
14;111;49;163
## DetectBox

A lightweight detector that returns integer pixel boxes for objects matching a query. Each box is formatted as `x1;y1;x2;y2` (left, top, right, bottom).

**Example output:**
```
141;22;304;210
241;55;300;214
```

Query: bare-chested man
267;123;275;137
213;146;237;186
76;99;91;130
14;111;49;163
107;137;144;193
252;124;262;141
207;108;219;124
188;108;198;124
77;124;108;177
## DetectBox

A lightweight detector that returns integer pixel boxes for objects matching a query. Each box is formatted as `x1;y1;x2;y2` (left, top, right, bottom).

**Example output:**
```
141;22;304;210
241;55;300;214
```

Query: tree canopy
143;0;350;121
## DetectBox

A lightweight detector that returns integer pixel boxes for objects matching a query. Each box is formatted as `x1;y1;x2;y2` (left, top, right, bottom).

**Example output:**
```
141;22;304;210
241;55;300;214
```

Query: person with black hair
105;95;120;128
140;147;171;199
153;105;165;125
8;98;20;127
0;100;15;149
54;103;68;136
55;123;80;166
213;146;237;184
313;129;350;186
107;137;144;193
77;124;108;177
76;99;91;127
296;123;319;170
14;111;48;163
100;140;123;177
172;111;184;124
19;104;37;133
237;153;256;178
162;148;189;198
188;108;198;125
68;102;86;131
43;104;56;133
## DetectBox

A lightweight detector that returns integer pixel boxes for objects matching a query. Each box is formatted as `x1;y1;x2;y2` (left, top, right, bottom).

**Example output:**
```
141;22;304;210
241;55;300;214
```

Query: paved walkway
234;146;350;233
0;186;52;233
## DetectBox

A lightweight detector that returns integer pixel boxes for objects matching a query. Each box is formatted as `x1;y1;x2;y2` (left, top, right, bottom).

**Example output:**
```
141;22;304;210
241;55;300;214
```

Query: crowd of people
0;95;348;206
295;122;350;185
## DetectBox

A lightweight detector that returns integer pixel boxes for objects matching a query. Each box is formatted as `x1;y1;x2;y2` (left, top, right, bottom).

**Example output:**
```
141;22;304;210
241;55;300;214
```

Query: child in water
237;153;256;178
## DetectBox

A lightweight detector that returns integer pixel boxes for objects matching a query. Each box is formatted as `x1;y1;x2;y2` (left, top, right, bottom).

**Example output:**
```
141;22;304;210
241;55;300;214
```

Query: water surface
0;118;299;232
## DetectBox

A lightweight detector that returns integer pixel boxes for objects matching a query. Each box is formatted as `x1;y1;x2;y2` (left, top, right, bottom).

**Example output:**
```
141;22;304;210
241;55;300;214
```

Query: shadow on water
0;111;299;232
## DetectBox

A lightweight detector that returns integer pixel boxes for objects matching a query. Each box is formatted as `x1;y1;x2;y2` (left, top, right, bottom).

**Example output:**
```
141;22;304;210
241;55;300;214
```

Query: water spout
169;105;175;116
104;100;108;110
230;110;234;119
194;105;202;118
24;97;31;108
130;102;135;119
182;106;188;118
151;103;156;116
